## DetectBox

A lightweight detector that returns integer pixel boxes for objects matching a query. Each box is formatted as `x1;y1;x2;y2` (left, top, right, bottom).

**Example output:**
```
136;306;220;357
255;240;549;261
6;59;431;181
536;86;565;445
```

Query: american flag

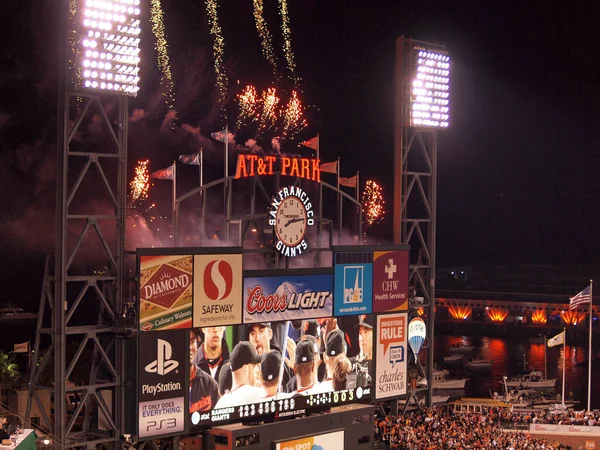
569;284;591;310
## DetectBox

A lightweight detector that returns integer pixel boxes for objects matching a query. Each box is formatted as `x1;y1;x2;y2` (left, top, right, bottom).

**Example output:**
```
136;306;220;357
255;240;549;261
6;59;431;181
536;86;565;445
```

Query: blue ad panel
243;274;333;323
334;263;373;315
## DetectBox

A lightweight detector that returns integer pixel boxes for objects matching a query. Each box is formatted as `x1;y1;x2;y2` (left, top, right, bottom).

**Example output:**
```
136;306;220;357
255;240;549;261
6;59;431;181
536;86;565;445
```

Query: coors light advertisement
242;272;333;323
139;255;193;332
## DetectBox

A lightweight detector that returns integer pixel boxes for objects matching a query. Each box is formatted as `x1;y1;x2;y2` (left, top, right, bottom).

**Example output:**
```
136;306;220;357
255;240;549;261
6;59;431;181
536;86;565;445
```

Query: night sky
1;1;599;307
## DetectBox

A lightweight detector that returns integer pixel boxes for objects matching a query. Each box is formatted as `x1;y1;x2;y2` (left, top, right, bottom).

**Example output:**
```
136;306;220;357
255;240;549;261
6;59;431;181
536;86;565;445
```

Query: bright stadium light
409;48;450;128
75;0;142;96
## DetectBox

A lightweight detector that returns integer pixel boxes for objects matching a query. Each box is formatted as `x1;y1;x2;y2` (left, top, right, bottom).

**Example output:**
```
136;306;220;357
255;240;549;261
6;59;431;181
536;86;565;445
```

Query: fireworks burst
282;90;307;138
150;0;176;111
205;0;229;121
236;85;258;131
362;180;385;228
252;0;279;81
129;160;150;205
278;0;299;85
258;87;280;132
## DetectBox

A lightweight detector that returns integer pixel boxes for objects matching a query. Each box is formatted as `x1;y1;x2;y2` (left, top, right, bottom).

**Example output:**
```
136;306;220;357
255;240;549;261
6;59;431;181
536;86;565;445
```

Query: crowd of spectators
374;406;598;449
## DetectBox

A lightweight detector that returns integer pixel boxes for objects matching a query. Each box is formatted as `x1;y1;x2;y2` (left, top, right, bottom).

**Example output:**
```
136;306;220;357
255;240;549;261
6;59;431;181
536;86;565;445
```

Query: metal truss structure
26;92;130;450
394;36;445;408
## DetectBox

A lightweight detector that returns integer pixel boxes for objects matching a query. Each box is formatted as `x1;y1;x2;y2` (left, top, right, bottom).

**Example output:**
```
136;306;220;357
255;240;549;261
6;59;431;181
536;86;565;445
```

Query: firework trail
281;90;307;139
205;0;229;121
278;0;299;86
252;0;279;81
236;85;258;131
150;0;176;111
129;160;150;207
362;180;385;228
258;87;280;133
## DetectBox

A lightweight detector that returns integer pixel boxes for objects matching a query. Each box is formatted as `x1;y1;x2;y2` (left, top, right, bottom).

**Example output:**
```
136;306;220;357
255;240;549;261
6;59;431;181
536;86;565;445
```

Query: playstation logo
145;339;179;375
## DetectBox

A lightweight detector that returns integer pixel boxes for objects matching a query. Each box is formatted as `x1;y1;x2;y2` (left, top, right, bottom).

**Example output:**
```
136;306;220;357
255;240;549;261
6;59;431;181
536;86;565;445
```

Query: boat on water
449;397;514;414
399;395;450;409
418;372;469;389
465;356;493;371
443;353;465;363
448;343;474;354
502;371;557;389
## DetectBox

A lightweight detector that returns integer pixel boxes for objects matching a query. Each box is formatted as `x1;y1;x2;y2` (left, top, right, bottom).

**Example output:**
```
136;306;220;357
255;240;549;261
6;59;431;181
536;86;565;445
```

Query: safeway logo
203;260;234;301
145;339;179;375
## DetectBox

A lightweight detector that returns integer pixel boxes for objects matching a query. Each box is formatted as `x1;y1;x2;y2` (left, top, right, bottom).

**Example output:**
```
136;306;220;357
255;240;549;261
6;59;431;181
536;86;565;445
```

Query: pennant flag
339;175;358;188
178;152;200;165
211;129;229;143
300;136;319;151
151;165;174;180
13;342;29;353
569;284;591;310
547;330;565;348
320;160;338;174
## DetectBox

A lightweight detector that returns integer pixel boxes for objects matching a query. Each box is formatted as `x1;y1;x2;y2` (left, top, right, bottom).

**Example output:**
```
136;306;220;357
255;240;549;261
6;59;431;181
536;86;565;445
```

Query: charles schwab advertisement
375;313;407;400
139;255;193;332
138;330;186;438
243;271;333;323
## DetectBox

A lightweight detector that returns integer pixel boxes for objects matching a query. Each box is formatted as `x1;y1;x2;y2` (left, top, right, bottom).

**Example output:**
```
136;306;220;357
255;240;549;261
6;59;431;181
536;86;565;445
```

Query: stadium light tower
393;36;450;409
26;1;142;448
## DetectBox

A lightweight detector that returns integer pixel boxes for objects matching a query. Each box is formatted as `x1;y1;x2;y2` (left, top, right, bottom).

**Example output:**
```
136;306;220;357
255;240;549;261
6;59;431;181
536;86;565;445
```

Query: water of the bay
432;334;600;410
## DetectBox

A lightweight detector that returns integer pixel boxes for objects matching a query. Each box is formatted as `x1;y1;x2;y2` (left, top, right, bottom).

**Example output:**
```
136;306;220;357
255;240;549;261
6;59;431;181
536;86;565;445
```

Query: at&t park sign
234;155;322;181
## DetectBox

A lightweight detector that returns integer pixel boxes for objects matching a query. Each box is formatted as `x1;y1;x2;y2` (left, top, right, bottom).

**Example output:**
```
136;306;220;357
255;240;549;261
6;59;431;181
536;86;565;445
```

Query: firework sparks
252;0;279;81
278;0;299;85
282;90;307;138
258;87;280;132
205;0;229;121
362;180;385;228
236;85;258;131
150;0;176;111
130;160;150;204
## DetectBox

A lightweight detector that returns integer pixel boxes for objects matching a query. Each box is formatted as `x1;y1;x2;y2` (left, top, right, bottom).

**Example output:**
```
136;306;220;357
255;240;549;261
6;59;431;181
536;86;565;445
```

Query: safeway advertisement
242;273;333;323
139;255;193;332
375;313;407;400
274;430;345;450
193;254;243;327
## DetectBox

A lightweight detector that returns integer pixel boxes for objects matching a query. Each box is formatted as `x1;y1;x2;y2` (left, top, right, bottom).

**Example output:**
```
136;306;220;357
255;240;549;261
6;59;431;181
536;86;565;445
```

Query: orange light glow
561;310;586;326
449;306;472;320
531;310;547;324
486;308;508;323
415;307;425;317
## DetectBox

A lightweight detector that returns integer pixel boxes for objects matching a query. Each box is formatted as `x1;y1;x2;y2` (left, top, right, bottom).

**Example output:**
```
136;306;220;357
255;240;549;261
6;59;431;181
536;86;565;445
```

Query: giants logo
203;260;233;301
145;339;179;375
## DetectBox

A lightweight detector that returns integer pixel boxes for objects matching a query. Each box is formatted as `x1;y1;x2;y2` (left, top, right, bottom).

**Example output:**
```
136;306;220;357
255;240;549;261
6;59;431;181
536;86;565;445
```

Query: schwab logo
145;339;179;375
203;260;234;301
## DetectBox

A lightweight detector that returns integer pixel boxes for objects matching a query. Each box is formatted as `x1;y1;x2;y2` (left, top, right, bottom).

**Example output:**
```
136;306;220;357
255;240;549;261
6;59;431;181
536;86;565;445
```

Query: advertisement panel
243;272;333;323
372;250;409;312
375;313;407;400
188;315;372;429
138;330;187;438
193;254;243;327
274;429;345;450
139;255;193;332
333;251;373;316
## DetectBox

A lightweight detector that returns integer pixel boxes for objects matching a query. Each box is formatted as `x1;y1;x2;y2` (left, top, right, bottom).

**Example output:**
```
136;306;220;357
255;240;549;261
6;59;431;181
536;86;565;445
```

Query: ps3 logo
146;418;177;432
145;339;179;375
203;260;234;301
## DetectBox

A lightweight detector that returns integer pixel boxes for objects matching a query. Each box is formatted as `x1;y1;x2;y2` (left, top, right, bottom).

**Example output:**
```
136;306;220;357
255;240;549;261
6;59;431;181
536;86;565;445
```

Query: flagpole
562;327;565;406
225;125;229;179
172;162;177;247
588;279;593;412
337;158;342;242
356;171;360;241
